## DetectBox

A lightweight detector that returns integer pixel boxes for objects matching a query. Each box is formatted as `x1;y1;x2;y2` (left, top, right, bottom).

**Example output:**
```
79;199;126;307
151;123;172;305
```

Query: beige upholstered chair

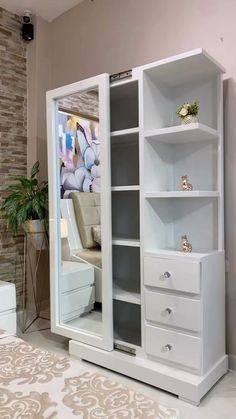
60;193;102;303
69;192;102;269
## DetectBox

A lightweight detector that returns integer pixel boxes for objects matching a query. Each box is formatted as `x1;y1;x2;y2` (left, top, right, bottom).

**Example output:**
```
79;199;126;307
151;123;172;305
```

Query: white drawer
0;310;16;335
144;257;200;294
61;262;94;293
146;324;201;370
145;290;201;332
0;281;16;312
61;285;95;316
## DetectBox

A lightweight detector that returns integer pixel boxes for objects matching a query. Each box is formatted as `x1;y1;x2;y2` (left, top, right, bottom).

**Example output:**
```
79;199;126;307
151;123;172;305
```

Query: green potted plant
1;161;48;250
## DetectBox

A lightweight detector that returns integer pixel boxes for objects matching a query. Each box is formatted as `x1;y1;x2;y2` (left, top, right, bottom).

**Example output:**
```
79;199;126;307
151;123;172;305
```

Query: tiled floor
19;319;236;419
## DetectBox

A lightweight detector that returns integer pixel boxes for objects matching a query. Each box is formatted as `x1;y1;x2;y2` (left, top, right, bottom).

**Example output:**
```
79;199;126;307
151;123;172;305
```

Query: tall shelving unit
139;51;226;402
110;77;142;348
57;49;228;405
141;52;223;254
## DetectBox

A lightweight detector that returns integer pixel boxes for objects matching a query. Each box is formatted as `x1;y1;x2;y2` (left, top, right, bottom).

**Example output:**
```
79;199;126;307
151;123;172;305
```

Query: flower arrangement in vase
176;101;199;124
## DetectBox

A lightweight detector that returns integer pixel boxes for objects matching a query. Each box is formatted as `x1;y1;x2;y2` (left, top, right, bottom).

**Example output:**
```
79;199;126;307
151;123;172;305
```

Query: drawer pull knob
165;307;172;315
163;344;172;352
163;271;171;279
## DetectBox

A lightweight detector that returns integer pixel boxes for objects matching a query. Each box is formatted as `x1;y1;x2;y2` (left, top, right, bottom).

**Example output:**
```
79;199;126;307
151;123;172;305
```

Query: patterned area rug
0;330;179;418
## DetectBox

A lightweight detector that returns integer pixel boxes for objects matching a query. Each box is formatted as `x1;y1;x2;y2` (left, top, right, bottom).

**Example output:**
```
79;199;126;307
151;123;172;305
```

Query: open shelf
113;284;141;305
143;58;219;131
111;127;139;138
112;237;140;247
142;49;224;87
144;197;218;253
113;245;140;304
145;191;219;198
113;300;141;346
112;190;140;240
112;185;140;192
144;123;218;144
144;136;218;192
111;132;139;187
110;80;139;131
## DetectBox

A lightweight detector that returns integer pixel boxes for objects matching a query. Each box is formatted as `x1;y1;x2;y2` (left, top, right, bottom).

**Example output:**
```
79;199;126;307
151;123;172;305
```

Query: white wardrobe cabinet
47;49;227;405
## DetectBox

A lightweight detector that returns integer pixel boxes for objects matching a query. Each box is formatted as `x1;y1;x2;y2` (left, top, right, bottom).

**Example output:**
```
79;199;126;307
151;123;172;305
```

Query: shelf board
114;330;141;347
113;284;141;305
144;123;219;144
112;185;140;192
142;48;225;87
111;127;139;137
112;237;140;247
145;249;220;260
145;191;219;198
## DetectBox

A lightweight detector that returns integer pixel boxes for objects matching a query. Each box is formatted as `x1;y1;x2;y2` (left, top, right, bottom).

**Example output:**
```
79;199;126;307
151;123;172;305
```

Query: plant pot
22;220;47;250
181;115;199;125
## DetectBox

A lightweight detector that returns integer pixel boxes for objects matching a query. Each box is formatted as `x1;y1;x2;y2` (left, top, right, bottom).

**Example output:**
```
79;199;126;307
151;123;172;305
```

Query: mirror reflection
57;88;103;337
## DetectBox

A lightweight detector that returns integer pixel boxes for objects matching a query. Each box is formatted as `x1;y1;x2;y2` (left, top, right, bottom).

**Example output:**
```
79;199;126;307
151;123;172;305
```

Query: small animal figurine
181;235;192;253
181;175;193;191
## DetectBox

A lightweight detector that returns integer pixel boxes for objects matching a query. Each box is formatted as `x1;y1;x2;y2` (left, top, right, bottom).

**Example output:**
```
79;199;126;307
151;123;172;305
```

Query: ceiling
0;0;85;22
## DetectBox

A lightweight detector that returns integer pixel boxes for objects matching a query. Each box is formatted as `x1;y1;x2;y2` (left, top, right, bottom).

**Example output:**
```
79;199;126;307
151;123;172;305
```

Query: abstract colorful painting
58;111;100;197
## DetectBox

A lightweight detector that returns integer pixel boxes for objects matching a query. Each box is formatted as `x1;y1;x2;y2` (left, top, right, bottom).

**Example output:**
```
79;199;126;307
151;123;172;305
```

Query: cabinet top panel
139;48;225;87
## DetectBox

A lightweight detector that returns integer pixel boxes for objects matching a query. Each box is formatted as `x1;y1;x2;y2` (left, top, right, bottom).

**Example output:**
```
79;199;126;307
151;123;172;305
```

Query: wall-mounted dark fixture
22;11;34;41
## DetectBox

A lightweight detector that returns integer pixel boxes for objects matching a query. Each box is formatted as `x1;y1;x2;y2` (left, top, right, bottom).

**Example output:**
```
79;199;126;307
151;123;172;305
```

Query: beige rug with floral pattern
0;330;179;418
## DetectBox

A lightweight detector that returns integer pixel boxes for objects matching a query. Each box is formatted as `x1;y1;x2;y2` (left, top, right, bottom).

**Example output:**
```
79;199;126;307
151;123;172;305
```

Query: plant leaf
31;161;39;178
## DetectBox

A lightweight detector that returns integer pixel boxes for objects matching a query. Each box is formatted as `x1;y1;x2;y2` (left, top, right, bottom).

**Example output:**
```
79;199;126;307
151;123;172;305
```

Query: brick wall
0;7;27;305
58;91;99;120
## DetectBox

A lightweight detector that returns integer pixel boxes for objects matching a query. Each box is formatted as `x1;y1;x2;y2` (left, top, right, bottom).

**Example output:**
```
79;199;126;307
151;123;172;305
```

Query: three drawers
144;256;200;294
145;290;201;332
144;255;202;371
146;324;201;370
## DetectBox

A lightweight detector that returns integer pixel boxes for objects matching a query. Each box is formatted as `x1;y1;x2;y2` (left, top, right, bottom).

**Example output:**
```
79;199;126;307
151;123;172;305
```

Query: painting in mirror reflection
57;88;103;337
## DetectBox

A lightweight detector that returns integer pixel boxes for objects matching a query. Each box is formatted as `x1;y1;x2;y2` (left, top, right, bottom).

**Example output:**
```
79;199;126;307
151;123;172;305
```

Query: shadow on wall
223;78;236;359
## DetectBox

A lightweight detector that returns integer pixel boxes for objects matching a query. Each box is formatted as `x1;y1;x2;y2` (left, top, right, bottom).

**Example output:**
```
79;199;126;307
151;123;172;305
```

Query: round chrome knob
164;271;171;279
163;344;172;352
165;307;172;315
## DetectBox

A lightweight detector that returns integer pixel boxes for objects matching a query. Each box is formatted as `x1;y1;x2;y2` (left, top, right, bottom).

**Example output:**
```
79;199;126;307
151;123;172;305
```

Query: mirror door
47;74;113;351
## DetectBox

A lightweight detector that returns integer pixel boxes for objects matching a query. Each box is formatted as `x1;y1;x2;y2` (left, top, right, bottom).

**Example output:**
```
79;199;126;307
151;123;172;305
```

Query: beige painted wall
27;16;51;306
30;0;236;362
27;16;51;180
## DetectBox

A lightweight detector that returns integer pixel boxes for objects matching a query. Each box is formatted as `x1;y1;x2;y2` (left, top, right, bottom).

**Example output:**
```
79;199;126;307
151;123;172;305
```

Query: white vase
22;220;47;250
181;115;198;125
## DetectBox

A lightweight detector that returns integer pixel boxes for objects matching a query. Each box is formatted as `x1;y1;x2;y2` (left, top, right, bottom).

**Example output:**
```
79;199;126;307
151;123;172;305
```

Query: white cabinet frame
46;74;113;351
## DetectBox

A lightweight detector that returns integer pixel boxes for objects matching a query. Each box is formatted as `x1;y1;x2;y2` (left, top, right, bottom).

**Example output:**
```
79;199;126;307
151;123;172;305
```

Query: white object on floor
0;280;16;334
61;261;95;322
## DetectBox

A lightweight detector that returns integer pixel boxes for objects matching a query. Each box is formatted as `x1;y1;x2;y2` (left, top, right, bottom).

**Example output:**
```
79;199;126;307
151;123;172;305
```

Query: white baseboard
70;340;228;405
229;354;236;370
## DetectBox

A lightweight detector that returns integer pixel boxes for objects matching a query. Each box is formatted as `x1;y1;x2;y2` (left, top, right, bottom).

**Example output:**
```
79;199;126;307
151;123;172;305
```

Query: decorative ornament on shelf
181;235;192;253
176;101;199;124
181;175;193;191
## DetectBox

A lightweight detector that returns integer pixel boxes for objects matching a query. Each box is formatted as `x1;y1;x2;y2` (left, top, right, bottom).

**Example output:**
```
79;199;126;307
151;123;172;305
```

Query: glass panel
57;88;103;337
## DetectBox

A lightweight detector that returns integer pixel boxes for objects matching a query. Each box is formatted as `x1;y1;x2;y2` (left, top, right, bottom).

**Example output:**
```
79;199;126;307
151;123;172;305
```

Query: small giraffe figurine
181;235;192;253
181;175;193;191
